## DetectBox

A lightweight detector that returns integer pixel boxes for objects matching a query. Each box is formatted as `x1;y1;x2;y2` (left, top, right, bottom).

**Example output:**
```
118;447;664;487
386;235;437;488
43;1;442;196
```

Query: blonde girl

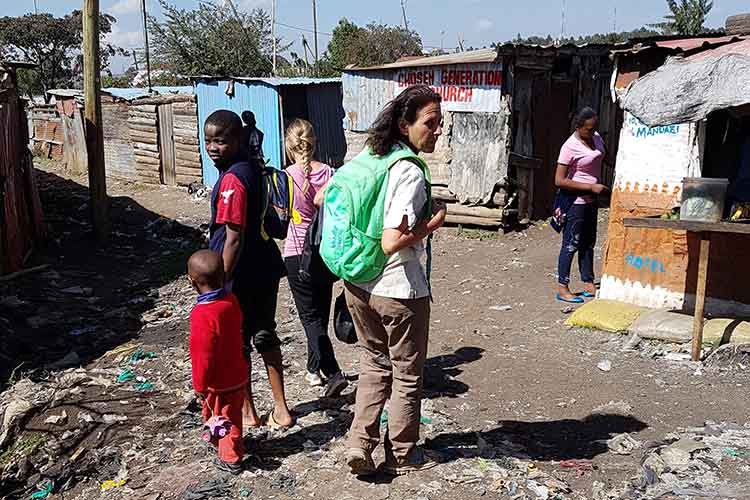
283;119;348;398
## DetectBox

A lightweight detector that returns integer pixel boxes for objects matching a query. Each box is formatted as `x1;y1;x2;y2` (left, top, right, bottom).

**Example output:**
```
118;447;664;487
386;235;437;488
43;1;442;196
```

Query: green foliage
652;0;714;35
318;18;423;75
276;18;422;78
147;0;287;78
510;27;661;46
0;12;124;101
325;18;366;71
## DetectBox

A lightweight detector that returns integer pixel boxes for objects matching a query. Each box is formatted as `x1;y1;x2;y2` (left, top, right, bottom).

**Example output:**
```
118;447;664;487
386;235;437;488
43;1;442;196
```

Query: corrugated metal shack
495;42;627;220
1;61;44;275
600;34;750;315
193;77;346;187
342;45;624;225
29;102;66;160
342;49;508;226
31;86;203;186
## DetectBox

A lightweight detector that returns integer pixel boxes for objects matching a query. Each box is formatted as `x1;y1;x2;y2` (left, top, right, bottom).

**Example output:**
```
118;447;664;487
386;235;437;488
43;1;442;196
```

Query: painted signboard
614;112;700;189
393;63;504;112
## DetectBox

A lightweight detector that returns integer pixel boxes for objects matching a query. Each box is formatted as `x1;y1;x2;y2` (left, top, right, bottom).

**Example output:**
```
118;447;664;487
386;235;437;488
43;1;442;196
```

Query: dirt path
1;164;749;500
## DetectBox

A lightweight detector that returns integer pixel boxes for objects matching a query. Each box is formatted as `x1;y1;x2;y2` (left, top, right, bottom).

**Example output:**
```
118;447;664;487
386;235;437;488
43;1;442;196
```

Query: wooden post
140;0;152;92
83;0;110;242
691;233;711;361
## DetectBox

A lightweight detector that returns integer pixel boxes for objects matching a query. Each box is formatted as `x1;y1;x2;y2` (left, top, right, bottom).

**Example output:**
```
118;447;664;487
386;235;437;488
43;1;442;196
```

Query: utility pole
140;0;152;92
132;49;139;72
312;0;319;65
457;33;464;52
33;0;38;14
613;5;618;33
83;0;110;242
400;0;409;32
272;0;277;75
560;0;567;43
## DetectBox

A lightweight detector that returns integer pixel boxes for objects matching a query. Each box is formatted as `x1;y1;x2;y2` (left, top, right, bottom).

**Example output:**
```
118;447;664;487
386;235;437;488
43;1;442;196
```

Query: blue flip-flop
556;294;584;304
581;291;596;298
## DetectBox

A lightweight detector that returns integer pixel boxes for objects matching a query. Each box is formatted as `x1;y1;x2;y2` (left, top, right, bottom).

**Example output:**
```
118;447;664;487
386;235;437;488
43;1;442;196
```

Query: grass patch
457;228;498;241
0;432;47;467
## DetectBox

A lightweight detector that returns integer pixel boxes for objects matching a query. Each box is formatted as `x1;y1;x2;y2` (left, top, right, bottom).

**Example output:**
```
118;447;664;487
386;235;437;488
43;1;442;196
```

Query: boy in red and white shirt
188;249;248;474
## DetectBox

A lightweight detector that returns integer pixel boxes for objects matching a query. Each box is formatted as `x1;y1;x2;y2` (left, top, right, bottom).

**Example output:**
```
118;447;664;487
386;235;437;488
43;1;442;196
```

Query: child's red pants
202;387;245;463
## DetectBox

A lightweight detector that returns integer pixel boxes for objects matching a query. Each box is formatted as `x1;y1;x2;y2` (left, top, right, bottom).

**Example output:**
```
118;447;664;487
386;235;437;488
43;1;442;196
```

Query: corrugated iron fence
0;65;44;275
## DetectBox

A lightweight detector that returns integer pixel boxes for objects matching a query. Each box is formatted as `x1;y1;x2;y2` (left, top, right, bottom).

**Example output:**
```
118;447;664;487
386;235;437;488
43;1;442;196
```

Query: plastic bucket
680;177;729;222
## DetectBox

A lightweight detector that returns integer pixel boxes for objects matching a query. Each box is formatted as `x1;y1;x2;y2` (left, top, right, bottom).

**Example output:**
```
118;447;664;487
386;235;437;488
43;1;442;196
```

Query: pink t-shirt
283;162;334;257
558;132;605;204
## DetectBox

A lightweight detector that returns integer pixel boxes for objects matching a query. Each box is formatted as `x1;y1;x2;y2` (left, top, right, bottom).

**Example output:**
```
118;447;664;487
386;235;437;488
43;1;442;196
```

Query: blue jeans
558;203;597;286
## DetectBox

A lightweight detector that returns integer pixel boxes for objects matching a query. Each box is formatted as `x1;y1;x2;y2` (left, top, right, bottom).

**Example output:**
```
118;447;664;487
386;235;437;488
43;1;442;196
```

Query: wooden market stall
600;34;750;344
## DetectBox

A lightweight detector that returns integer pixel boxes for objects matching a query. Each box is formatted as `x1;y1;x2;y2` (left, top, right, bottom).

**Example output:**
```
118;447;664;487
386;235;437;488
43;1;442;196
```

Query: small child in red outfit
188;249;248;475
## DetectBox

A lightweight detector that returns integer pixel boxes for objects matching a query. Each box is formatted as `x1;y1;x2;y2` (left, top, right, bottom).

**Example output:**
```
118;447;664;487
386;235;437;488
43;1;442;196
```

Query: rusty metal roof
654;35;741;50
345;48;498;71
687;37;750;60
611;34;743;56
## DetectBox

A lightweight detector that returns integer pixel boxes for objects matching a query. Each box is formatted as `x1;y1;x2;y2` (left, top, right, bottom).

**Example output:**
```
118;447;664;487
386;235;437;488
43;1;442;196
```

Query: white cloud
476;18;494;32
106;24;142;49
108;0;141;15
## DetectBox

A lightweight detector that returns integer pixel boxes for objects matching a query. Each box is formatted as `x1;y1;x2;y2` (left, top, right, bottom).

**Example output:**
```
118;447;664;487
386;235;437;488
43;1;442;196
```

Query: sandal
556;293;584;304
262;411;295;431
581;291;596;298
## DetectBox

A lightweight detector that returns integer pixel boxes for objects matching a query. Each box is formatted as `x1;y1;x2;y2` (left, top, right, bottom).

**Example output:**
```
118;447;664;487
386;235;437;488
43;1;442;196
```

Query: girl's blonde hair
285;119;317;194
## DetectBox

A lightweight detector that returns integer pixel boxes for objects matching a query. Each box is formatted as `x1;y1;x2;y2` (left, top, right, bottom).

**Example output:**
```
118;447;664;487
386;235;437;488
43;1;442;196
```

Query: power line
274;20;333;37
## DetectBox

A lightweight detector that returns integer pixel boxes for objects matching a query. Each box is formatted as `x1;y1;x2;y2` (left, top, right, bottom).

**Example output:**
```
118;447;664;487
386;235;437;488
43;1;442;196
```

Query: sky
4;0;747;73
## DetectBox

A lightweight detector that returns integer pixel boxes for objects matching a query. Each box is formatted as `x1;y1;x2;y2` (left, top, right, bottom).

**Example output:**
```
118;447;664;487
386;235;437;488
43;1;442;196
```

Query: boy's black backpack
260;166;299;240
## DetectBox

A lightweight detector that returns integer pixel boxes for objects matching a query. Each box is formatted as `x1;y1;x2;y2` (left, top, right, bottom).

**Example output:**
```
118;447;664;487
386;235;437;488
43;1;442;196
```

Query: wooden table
623;217;750;360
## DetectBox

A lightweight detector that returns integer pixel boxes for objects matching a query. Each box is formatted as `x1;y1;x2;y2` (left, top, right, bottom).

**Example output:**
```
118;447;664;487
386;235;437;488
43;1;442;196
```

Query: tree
652;0;714;35
0;12;125;101
325;19;365;70
509;27;660;46
148;0;288;78
320;18;423;74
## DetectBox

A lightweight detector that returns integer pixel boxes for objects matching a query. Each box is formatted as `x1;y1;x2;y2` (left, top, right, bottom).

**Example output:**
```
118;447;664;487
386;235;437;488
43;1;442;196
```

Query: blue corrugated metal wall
306;83;347;167
195;79;282;187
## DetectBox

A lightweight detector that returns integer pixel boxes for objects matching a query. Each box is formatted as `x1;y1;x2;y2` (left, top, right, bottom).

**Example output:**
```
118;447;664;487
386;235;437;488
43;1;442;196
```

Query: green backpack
320;145;431;284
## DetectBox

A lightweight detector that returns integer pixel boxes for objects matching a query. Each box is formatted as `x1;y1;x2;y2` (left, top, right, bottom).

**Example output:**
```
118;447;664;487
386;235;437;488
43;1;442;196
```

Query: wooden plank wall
128;103;162;185
171;100;202;186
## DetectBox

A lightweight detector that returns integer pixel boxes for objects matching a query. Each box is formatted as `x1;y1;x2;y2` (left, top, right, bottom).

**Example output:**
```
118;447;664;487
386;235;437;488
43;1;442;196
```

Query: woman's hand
428;201;447;231
590;183;608;194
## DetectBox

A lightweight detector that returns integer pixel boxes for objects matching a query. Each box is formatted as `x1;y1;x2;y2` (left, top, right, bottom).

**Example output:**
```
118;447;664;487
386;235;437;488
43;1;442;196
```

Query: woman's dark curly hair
573;106;597;129
366;84;442;157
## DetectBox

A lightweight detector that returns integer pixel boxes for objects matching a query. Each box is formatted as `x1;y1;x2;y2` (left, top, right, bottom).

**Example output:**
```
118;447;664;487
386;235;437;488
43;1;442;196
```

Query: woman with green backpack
331;85;448;476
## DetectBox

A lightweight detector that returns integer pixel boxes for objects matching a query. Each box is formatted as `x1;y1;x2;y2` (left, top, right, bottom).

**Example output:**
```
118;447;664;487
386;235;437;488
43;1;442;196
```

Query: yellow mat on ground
703;319;750;345
565;299;646;333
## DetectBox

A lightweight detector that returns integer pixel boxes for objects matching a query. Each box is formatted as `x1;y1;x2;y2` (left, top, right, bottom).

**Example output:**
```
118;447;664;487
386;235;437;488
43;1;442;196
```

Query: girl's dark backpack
298;207;338;285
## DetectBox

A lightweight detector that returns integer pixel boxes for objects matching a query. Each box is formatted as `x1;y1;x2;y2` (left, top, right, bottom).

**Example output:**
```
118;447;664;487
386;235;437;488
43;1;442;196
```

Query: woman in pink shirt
283;119;348;398
554;107;609;303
